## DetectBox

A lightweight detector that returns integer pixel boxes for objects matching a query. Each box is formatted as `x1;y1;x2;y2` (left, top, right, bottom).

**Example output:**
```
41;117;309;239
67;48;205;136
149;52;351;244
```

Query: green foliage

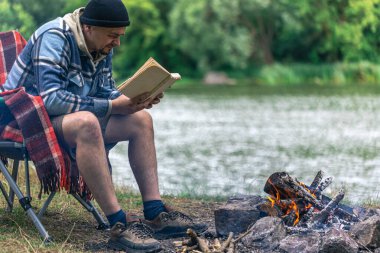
14;0;66;26
63;0;87;14
0;0;35;37
1;0;380;82
255;62;380;86
112;0;165;81
275;0;380;63
169;0;253;74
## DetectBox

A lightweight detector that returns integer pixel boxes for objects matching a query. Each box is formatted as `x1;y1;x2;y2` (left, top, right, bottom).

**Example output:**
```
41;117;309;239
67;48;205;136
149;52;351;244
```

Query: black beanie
80;0;130;27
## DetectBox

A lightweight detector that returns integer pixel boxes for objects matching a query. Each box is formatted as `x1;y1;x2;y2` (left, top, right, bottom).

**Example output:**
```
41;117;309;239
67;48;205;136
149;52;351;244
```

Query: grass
0;164;223;252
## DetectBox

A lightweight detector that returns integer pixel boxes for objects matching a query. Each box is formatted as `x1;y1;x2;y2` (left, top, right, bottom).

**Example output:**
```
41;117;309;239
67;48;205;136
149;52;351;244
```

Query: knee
74;112;102;142
133;110;154;133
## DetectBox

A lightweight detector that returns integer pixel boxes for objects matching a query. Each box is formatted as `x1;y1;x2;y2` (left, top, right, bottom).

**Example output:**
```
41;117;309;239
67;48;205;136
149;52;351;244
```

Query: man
4;0;206;252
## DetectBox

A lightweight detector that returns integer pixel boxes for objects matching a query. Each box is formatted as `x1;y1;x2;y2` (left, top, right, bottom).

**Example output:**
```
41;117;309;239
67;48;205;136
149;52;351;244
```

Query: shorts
50;114;117;172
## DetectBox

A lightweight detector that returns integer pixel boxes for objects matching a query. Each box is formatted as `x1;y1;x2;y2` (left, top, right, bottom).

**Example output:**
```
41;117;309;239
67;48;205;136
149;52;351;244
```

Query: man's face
83;25;126;55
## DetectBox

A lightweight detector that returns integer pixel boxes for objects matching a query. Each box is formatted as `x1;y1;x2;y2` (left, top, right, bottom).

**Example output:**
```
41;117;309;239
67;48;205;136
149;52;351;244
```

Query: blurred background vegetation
1;0;380;86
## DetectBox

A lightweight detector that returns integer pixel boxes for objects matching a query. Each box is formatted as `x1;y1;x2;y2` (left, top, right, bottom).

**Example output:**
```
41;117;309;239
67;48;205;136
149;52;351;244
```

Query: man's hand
111;92;164;115
145;93;164;109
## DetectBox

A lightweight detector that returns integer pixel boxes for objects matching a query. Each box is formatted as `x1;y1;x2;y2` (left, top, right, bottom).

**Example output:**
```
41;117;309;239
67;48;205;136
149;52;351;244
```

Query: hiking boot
108;221;162;253
143;207;208;239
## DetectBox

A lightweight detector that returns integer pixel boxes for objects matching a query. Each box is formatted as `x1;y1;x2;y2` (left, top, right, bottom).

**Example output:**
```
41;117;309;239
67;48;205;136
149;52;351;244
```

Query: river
110;85;380;203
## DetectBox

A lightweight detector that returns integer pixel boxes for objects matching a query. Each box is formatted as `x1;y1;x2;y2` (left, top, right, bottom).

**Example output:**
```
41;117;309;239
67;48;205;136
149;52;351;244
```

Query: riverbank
0;169;379;252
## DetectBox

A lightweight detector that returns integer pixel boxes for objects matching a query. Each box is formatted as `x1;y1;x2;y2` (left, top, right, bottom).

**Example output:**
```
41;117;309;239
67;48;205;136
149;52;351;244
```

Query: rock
242;216;286;251
214;195;265;236
350;215;380;249
202;71;236;85
355;208;380;221
279;231;321;253
319;228;358;253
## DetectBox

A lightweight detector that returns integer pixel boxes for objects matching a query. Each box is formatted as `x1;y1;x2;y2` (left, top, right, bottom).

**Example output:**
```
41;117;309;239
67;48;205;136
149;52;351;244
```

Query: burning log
300;207;314;224
283;209;298;226
314;176;333;198
309;170;324;191
264;172;323;210
307;189;345;227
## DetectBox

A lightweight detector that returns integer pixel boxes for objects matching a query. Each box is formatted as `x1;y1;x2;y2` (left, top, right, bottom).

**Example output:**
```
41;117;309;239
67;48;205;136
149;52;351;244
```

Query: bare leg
60;111;120;215
104;110;161;202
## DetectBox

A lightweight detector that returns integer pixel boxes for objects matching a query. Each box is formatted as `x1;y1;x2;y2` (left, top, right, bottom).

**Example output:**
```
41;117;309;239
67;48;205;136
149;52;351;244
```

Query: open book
117;57;181;101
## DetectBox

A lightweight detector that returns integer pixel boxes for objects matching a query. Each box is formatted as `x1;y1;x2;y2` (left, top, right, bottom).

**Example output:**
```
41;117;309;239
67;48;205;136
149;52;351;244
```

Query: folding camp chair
0;31;108;242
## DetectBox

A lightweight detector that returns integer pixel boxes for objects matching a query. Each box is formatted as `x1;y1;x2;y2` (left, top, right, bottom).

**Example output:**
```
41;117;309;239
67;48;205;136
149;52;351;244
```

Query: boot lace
127;222;154;239
167;211;194;223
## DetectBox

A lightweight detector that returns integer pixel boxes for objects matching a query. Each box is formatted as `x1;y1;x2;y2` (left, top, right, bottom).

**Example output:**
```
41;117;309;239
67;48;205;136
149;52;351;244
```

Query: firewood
334;207;360;222
309;170;324;190
182;238;194;246
232;222;257;246
187;229;210;253
307;189;345;227
264;172;324;209
227;241;235;253
314;176;333;198
213;238;221;251
299;206;314;224
187;245;199;251
220;232;233;252
283;209;298;226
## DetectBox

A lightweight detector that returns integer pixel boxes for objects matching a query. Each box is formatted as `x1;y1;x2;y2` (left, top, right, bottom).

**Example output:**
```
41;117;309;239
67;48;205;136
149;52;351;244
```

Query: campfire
175;171;380;253
263;171;359;230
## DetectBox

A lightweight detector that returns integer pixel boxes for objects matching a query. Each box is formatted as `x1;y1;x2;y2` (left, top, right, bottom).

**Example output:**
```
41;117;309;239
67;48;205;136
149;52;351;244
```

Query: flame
267;196;275;207
266;178;315;226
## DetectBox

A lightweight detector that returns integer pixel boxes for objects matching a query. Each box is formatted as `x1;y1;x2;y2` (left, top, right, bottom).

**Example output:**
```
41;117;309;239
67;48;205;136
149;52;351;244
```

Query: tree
0;0;35;37
275;0;380;63
112;0;165;81
169;0;253;73
13;0;66;27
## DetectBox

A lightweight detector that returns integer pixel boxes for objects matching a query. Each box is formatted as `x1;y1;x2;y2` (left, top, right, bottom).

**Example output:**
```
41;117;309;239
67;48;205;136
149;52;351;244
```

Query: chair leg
7;159;19;212
71;193;109;230
0;180;12;209
0;160;52;242
38;191;56;218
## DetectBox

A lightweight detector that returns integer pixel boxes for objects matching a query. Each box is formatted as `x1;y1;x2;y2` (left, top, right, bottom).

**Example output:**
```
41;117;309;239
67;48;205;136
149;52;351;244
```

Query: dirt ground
80;199;252;252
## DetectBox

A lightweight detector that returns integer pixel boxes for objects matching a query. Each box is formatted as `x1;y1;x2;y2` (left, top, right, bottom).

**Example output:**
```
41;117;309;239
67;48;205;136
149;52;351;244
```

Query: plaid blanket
0;88;65;194
0;31;89;197
0;31;26;87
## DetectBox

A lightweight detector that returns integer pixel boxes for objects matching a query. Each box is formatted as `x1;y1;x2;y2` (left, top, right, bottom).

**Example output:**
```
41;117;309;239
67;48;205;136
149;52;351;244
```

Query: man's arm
32;30;110;117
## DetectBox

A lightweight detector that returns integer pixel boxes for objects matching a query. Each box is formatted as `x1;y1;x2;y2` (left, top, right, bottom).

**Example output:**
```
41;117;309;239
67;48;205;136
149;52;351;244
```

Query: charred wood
314;176;333;198
307;189;345;227
283;209;298;226
300;207;314;224
309;170;324;191
334;207;360;222
264;172;323;209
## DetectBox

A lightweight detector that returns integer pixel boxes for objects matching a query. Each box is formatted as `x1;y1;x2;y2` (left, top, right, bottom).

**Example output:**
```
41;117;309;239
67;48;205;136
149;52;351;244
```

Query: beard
99;45;114;55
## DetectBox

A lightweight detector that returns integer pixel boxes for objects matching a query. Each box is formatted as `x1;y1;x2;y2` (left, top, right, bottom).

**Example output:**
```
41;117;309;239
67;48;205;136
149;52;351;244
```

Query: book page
118;57;180;101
